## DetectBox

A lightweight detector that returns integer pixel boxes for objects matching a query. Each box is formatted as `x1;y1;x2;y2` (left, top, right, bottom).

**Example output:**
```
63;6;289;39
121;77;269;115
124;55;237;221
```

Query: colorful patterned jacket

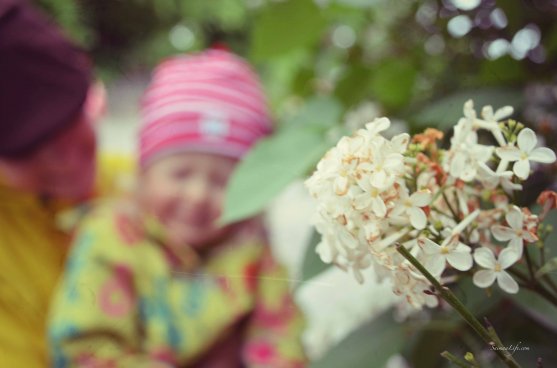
48;203;306;367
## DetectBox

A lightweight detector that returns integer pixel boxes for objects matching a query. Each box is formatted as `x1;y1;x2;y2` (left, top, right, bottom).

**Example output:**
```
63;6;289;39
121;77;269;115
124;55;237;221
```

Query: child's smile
140;151;237;251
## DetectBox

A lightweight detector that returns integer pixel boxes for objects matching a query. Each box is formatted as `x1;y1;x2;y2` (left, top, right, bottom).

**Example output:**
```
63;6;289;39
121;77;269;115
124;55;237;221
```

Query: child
48;49;307;368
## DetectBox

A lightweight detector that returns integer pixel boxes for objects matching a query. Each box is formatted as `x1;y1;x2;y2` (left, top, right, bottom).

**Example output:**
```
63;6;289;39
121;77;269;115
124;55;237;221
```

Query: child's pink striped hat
139;49;272;167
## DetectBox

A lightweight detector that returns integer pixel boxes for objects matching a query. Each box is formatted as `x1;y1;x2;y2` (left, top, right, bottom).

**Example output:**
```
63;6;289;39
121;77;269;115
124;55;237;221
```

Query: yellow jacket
48;204;306;367
0;153;134;368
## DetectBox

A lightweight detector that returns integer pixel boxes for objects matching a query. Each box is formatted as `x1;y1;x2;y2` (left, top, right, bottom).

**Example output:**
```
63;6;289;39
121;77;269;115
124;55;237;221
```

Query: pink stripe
143;83;266;114
152;73;263;95
140;112;267;142
142;88;266;116
140;134;253;164
141;98;269;129
140;142;248;167
158;55;254;74
155;61;255;78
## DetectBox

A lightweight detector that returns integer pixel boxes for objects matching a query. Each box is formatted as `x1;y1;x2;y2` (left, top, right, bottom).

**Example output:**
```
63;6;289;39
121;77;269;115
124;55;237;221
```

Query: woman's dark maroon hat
0;0;91;157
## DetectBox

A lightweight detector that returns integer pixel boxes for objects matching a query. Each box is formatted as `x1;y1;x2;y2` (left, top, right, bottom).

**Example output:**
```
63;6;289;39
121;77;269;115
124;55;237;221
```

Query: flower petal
450;152;466;178
353;193;371;211
498;247;520;269
352;268;365;284
409;207;427;230
334;176;349;196
365;117;390;135
481;105;493;119
463;100;476;119
338;228;358;249
496;271;519;294
522;231;537;243
529;147;556;164
316;241;335;263
419;237;441;255
507;238;524;259
517;128;537;153
505;206;523;230
493;106;513;121
513;159;530;180
447;251;473;271
473;270;496;288
491;225;515;241
390;133;410;153
410;190;432;207
371;170;387;189
371;197;387;218
425;254;446;276
384;153;403;170
474;247;496;268
496;146;521;162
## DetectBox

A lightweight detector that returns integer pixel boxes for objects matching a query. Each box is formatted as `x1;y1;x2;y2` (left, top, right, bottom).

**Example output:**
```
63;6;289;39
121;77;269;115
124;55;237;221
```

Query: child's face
140;152;237;250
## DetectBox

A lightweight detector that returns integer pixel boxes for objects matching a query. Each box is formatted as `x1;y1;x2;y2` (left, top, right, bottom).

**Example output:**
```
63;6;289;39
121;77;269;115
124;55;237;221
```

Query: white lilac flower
496;128;557;180
392;266;438;310
358;151;404;191
445;122;494;182
476;162;522;193
481;104;514;123
419;237;473;276
363;117;390;137
473;247;520;294
390;190;432;229
479;104;513;146
306;100;555;311
353;185;387;217
460;100;511;146
491;205;537;257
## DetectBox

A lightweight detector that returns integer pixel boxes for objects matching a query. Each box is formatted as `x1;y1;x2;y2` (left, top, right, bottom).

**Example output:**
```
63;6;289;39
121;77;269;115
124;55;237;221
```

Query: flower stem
396;244;521;368
537;247;557;294
542;275;557;295
441;190;459;221
523;246;536;281
440;351;472;368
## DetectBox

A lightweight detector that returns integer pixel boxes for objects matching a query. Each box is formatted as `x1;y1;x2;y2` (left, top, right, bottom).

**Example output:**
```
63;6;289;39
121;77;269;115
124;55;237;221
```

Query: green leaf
221;96;341;225
335;64;374;108
478;57;525;85
536;257;557;279
412;88;524;131
285;95;343;130
335;0;382;8
310;310;407;368
220;126;330;225
370;59;417;109
451;277;504;317
545;24;557;55
250;0;326;61
406;321;459;368
513;289;557;331
259;49;311;108
300;229;331;284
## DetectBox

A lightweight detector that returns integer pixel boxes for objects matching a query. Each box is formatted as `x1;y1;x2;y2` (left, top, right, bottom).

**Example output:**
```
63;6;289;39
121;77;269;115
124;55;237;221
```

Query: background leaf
250;0;326;61
221;96;342;224
300;229;331;284
412;88;524;131
370;59;417;110
310;310;407;368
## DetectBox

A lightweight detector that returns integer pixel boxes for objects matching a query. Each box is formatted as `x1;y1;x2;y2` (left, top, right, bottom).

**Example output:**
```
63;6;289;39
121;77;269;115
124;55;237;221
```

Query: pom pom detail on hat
139;49;272;167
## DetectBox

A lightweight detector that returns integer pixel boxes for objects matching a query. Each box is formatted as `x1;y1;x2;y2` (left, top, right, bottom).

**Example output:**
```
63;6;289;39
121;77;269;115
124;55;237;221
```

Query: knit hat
139;49;272;167
0;0;91;157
